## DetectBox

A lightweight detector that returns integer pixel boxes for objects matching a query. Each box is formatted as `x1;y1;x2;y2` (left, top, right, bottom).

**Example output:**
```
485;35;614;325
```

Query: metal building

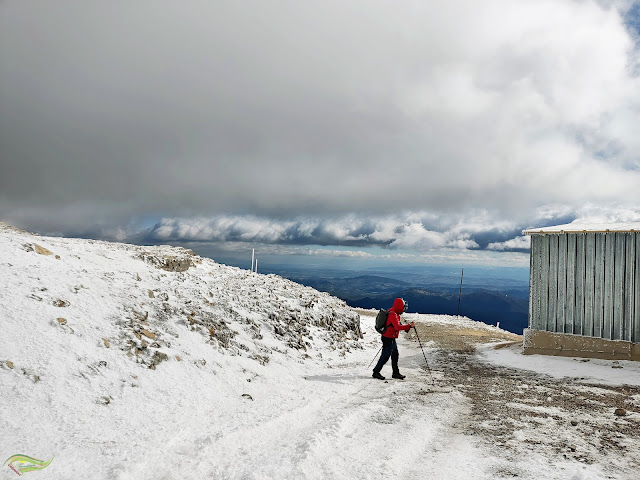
523;223;640;361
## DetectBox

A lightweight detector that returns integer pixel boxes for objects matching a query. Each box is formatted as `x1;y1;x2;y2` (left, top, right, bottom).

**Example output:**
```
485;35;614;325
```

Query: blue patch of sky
138;215;162;230
625;2;640;42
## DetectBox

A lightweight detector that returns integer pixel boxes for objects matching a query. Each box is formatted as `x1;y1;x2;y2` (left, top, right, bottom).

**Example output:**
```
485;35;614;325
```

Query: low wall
523;329;640;361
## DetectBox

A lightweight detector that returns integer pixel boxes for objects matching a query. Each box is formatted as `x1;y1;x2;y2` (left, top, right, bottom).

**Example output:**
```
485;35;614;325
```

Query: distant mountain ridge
271;274;411;302
268;267;530;335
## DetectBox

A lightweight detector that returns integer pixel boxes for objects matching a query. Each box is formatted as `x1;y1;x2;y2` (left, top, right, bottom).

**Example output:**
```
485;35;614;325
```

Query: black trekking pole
368;345;383;368
412;326;434;384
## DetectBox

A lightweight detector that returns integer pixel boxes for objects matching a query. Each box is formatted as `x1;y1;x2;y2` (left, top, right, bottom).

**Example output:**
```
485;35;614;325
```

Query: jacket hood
390;297;405;314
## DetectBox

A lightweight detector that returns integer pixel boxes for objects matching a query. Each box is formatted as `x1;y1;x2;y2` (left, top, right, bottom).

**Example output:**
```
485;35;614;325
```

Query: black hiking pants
373;336;400;374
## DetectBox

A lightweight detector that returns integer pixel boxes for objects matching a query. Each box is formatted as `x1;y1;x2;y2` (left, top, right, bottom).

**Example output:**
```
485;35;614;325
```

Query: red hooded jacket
382;298;411;338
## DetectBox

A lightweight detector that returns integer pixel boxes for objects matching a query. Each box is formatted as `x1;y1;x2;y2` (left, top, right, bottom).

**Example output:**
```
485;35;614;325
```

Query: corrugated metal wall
529;232;640;343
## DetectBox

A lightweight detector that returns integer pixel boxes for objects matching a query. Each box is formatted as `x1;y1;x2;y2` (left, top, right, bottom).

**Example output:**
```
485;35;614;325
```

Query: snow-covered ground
1;224;639;479
479;342;640;387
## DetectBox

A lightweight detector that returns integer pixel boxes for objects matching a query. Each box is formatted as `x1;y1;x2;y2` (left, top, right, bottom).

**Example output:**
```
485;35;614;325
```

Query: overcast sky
1;0;640;268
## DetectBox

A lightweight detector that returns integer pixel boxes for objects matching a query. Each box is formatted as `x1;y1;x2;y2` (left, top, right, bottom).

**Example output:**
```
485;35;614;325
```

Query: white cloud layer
487;236;531;251
142;204;634;250
146;214;494;251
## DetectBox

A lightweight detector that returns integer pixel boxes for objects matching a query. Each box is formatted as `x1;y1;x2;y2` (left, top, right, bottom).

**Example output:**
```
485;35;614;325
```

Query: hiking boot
372;371;385;380
392;372;406;380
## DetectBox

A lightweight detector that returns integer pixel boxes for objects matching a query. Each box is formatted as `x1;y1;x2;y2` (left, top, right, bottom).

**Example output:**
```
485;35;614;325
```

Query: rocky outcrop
138;250;195;272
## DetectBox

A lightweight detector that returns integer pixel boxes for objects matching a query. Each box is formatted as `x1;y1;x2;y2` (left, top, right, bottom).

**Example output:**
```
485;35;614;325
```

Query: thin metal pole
457;268;464;317
368;345;383;368
413;326;434;384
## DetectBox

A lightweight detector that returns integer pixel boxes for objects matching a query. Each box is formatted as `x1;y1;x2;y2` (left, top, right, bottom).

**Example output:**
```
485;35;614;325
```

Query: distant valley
264;265;530;335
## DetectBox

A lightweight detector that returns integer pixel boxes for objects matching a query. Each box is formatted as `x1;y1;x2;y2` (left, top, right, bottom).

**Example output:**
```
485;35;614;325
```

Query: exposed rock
138;251;194;272
53;299;70;307
133;310;149;322
103;338;110;348
250;354;270;366
56;318;67;325
0;222;31;234
33;243;54;256
1;360;14;370
21;369;40;383
151;351;169;366
614;408;627;417
141;329;156;340
148;290;155;298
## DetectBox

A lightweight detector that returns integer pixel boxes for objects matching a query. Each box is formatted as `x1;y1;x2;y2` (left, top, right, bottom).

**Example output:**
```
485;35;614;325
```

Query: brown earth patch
410;321;521;353
406;319;640;477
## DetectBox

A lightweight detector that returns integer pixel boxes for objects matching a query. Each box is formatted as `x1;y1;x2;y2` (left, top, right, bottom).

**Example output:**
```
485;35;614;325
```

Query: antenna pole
457;268;464;317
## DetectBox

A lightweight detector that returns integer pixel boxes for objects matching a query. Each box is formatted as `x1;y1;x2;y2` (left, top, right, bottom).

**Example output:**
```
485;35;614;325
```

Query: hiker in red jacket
372;297;415;380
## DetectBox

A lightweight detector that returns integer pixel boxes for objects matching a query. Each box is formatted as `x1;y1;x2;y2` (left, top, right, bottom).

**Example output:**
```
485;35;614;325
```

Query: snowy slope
0;223;366;478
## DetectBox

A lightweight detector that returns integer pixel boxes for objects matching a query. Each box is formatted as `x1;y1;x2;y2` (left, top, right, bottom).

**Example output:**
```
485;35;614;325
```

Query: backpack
374;309;390;334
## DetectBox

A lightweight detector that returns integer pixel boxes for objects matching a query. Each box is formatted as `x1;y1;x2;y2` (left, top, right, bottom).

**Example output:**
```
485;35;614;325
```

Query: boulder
141;329;156;340
33;243;54;256
1;360;14;370
138;251;194;272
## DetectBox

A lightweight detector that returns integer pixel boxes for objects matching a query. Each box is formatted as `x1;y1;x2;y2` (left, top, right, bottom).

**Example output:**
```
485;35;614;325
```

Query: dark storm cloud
1;0;640;255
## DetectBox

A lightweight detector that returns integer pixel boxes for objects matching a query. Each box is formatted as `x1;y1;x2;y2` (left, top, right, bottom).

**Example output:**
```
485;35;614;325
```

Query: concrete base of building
523;329;640;361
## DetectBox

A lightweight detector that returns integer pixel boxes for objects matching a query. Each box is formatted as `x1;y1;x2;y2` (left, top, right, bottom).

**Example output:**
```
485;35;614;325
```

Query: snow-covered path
199;343;481;480
99;339;490;480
